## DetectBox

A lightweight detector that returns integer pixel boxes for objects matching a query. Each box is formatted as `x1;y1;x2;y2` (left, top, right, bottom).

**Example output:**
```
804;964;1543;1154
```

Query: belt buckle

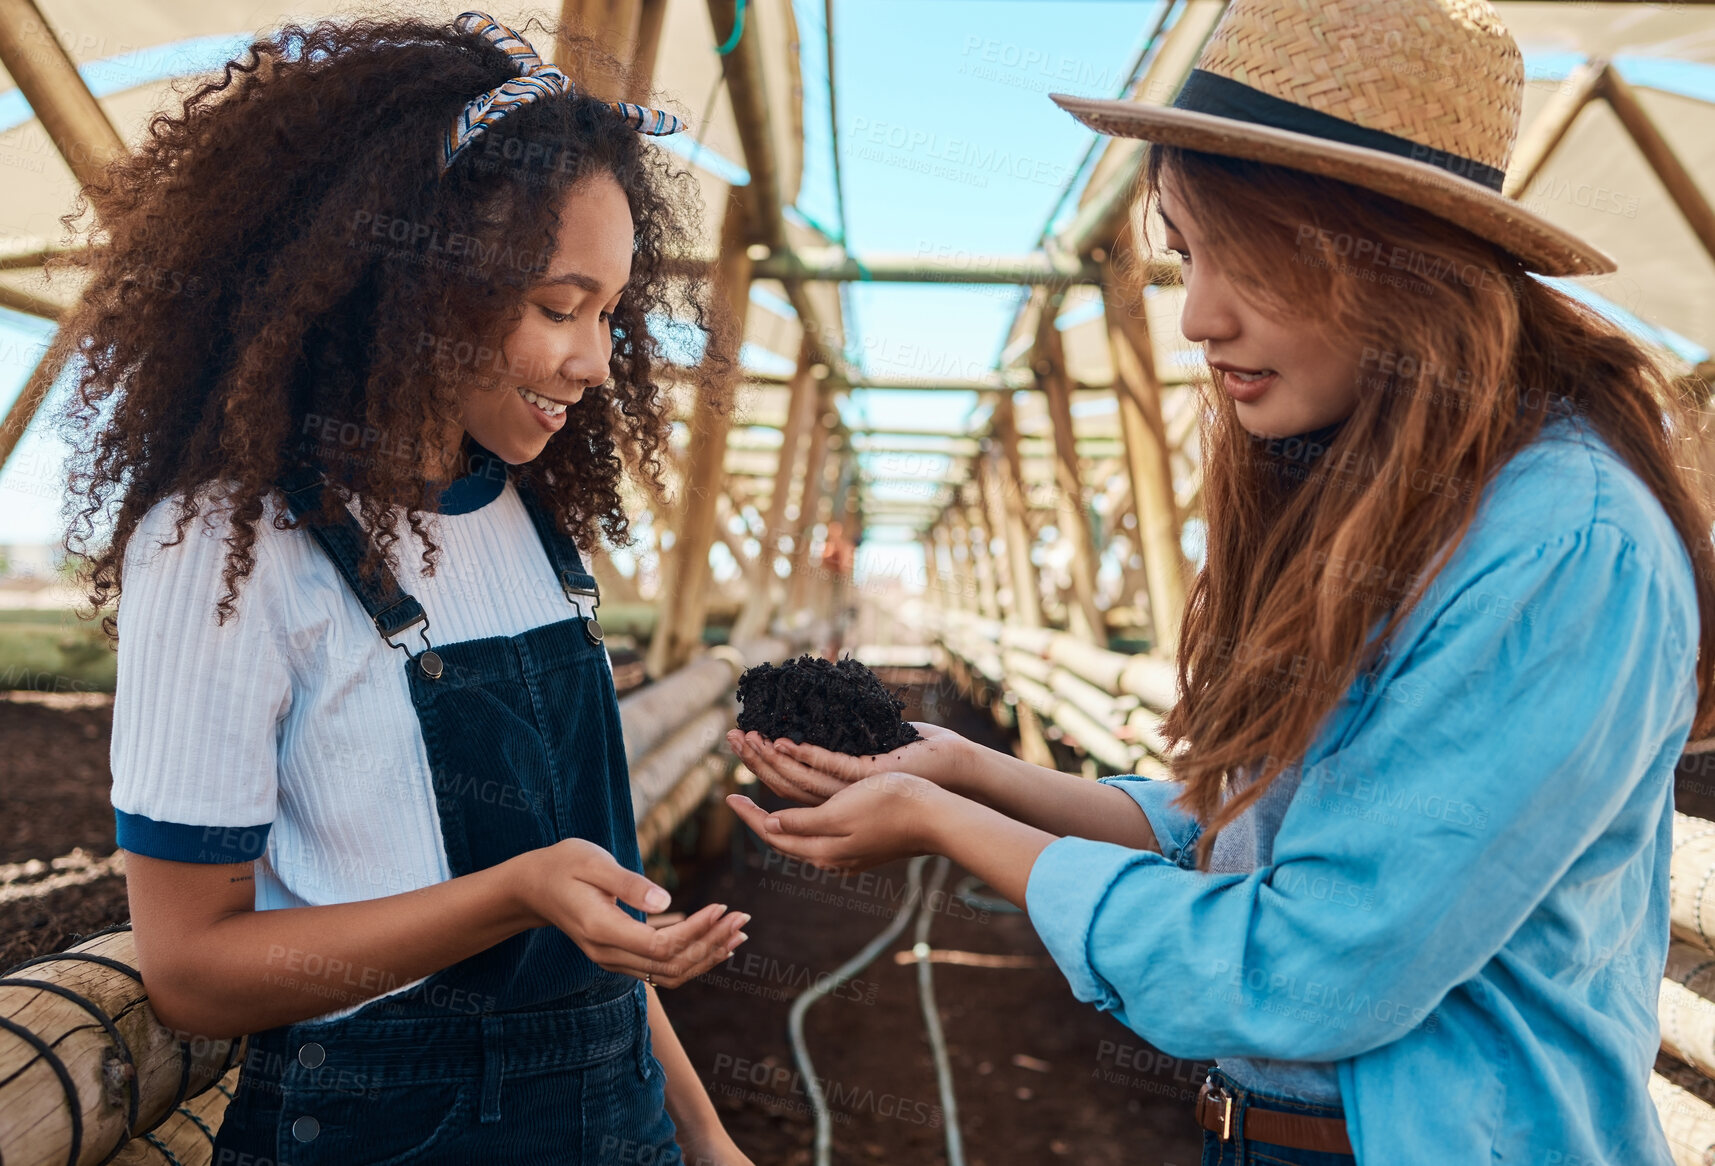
1205;1075;1234;1141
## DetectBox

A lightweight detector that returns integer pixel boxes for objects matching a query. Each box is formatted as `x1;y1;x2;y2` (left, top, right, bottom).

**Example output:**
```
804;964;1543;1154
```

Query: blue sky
3;4;1714;592
797;0;1161;582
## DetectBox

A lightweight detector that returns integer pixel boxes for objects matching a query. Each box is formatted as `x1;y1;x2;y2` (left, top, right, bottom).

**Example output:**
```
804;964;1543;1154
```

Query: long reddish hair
1143;146;1715;869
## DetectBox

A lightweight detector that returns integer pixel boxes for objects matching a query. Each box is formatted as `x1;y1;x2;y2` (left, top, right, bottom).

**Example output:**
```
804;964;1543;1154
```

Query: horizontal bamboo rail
918;607;1178;774
1652;1073;1715;1166
0;925;240;1166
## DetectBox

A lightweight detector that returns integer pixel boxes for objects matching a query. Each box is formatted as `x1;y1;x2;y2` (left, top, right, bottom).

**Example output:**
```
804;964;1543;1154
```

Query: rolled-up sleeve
1026;522;1696;1062
1098;775;1202;869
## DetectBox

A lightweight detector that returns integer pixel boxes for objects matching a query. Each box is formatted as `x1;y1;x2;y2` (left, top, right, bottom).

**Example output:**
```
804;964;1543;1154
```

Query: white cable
913;855;966;1166
788;855;927;1166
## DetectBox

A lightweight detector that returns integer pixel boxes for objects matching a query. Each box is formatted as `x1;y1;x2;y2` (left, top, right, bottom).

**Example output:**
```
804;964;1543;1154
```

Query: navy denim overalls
211;451;683;1165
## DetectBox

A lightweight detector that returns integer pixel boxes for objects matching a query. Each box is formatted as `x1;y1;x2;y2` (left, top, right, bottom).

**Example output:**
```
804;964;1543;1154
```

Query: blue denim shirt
1026;413;1699;1164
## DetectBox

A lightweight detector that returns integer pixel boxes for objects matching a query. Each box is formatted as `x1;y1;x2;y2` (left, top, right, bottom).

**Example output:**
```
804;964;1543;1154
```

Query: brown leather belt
1195;1076;1353;1155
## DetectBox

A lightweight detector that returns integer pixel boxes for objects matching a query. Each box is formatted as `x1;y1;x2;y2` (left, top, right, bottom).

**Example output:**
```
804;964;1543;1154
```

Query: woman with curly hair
44;10;752;1163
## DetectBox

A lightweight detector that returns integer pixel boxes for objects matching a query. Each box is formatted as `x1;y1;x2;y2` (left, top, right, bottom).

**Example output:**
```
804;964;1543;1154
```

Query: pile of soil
735;653;922;755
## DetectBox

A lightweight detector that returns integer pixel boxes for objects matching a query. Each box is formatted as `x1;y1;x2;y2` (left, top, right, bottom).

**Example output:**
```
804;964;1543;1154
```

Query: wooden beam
629;0;669;102
0;0;126;192
645;188;753;678
989;394;1043;630
1104;248;1187;653
785;392;835;617
958;490;1000;621
0;0;128;475
1503;57;1606;199
732;338;817;641
1036;299;1105;645
558;0;642;100
1599;62;1715;268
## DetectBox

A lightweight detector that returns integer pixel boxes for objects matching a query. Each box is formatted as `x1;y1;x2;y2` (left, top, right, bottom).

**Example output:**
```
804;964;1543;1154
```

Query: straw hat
1051;0;1614;276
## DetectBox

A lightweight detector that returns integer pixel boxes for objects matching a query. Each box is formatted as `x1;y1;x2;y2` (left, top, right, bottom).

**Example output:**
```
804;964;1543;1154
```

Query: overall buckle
560;574;604;645
376;602;440;679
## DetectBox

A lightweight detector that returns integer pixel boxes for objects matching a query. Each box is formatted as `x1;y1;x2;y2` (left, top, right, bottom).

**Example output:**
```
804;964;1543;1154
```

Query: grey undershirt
1208;763;1344;1107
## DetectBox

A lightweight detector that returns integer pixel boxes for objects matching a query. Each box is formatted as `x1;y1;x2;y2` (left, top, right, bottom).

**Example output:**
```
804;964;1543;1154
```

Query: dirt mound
734;653;922;755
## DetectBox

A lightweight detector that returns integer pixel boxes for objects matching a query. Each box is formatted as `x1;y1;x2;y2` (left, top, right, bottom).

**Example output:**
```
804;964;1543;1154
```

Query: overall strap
514;475;600;607
276;462;430;650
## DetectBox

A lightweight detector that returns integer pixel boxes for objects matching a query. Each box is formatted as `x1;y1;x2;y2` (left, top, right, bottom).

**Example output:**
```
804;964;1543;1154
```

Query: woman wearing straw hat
727;0;1715;1162
57;11;755;1164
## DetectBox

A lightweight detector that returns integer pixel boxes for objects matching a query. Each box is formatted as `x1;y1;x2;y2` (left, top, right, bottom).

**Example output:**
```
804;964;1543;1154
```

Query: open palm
725;721;968;805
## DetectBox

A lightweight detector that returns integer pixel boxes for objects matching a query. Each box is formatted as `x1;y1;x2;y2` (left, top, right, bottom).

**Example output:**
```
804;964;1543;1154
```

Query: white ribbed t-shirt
110;472;610;1020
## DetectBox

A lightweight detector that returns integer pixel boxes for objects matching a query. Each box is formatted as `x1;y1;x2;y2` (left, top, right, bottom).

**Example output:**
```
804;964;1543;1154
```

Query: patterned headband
441;10;686;173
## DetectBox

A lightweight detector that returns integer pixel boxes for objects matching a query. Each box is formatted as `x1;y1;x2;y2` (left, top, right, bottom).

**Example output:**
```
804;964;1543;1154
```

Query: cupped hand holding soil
727;722;968;807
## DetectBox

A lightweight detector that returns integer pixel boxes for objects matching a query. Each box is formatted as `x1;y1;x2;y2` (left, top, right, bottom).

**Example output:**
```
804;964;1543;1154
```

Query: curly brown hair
39;12;730;638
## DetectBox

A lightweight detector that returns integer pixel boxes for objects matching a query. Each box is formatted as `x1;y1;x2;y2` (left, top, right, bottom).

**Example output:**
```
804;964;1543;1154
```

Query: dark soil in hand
734;653;923;755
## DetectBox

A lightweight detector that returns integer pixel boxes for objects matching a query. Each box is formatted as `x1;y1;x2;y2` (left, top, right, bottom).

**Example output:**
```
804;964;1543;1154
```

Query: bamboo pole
1661;940;1715;1081
1502;57;1606;200
0;0;126;192
1651;1073;1715;1166
558;0;642;100
956;502;999;622
0;0;129;476
970;457;1008;624
989;393;1043;630
733;339;817;642
1598;63;1715;268
1672;812;1715;953
920;531;942;601
1103;252;1187;653
0;925;241;1166
784;391;834;618
932;521;966;614
750;248;1124;286
645;189;754;678
975;423;1055;767
1035;298;1105;645
628;0;669;102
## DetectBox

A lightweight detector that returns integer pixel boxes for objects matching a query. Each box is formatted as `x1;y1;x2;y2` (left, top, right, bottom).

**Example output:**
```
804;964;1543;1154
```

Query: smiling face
1158;171;1362;440
455;172;635;466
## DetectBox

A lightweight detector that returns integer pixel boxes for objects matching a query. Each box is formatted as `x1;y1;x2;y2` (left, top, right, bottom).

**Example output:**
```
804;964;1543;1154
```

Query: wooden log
619;652;743;767
636;754;730;854
1651;1072;1715;1166
628;705;733;821
108;1065;239;1165
1671;812;1715;954
1661;940;1715;1081
0;925;240;1166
